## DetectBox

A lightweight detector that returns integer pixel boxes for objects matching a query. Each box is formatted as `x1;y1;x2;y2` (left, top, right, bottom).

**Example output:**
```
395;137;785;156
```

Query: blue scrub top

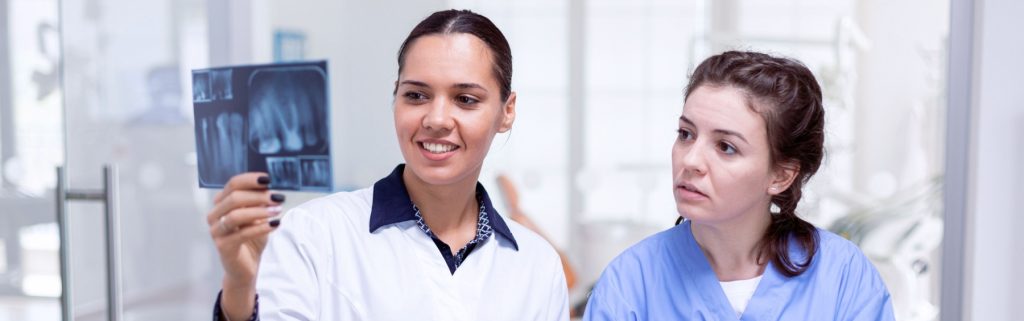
584;220;895;321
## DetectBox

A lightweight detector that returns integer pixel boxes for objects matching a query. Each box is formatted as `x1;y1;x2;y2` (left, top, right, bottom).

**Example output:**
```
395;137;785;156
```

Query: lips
416;139;460;161
675;182;709;200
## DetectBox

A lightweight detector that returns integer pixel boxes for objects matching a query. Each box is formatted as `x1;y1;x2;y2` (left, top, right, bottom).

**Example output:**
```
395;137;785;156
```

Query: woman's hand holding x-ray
206;172;285;319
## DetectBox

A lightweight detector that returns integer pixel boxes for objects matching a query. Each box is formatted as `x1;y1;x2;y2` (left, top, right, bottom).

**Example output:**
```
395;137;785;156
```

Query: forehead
682;85;765;135
399;34;496;86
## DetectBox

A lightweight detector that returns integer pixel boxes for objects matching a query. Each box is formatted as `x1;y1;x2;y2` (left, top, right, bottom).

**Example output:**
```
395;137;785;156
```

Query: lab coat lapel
452;235;495;320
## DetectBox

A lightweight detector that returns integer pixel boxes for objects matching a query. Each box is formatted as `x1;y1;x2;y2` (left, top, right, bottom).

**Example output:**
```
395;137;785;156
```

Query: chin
407;162;471;186
676;204;713;223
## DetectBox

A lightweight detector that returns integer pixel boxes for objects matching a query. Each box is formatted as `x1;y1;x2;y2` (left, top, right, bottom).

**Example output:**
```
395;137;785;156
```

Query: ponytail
759;184;818;277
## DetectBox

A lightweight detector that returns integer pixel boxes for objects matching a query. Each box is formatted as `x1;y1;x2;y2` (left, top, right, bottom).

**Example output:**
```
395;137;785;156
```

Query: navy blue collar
369;164;518;251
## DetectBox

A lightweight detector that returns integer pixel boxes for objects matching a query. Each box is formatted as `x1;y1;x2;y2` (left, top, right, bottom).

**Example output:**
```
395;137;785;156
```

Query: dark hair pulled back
682;50;825;277
395;9;513;101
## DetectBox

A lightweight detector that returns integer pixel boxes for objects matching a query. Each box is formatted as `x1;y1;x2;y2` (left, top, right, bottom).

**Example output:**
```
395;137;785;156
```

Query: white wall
968;0;1024;320
855;0;948;193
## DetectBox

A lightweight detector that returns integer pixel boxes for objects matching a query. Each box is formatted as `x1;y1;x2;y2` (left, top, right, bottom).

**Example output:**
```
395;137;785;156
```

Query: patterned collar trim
368;164;518;250
413;197;493;269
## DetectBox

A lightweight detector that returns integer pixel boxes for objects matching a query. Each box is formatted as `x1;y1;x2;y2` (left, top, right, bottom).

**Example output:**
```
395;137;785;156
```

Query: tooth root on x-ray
194;110;245;185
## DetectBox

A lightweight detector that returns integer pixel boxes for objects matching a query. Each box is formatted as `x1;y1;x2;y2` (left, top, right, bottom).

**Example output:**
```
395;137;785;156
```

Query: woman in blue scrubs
205;10;568;320
583;51;895;320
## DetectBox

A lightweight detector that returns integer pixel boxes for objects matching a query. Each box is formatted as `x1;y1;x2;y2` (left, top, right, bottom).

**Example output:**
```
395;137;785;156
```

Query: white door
58;0;221;319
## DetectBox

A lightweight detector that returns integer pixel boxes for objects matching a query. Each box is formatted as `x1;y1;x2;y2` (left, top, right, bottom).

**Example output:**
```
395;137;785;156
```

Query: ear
497;91;517;133
767;160;800;195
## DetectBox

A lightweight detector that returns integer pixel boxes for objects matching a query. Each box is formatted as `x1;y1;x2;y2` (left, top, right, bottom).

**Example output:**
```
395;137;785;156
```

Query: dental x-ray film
192;61;332;192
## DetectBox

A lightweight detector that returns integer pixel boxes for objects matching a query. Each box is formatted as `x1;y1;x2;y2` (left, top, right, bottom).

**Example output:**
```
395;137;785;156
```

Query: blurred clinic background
0;0;1021;320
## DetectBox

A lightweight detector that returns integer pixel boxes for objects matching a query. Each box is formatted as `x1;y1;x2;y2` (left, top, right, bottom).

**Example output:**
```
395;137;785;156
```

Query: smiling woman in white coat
204;9;569;321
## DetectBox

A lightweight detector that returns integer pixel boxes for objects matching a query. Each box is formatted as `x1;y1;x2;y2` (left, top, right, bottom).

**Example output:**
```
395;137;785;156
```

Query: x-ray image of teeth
301;157;331;188
266;157;300;189
192;61;332;192
196;112;246;185
211;69;234;100
247;67;328;155
192;71;212;102
194;70;233;103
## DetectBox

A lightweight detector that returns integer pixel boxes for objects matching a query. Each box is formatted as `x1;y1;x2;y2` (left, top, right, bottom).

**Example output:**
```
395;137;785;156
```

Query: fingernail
271;193;285;203
267;206;283;215
269;219;281;228
257;176;270;185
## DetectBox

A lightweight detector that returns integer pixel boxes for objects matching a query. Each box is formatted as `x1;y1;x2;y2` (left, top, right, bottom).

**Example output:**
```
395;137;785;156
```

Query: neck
690;207;772;282
402;167;480;244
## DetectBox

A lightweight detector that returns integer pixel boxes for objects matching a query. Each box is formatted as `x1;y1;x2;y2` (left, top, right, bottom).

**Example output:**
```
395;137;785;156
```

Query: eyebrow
679;115;749;144
399;80;429;88
454;83;487;92
398;80;488;92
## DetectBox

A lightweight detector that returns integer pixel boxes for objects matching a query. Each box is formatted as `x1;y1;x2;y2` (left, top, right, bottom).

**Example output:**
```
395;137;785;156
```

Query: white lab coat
254;186;569;321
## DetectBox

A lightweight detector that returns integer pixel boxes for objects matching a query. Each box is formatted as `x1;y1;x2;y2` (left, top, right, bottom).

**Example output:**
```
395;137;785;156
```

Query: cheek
717;164;772;196
459;110;500;139
393;108;419;138
492;107;505;127
465;121;497;147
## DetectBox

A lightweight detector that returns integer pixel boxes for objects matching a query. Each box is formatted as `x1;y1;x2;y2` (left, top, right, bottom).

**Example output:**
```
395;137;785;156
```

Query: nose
677;142;708;176
422;99;455;132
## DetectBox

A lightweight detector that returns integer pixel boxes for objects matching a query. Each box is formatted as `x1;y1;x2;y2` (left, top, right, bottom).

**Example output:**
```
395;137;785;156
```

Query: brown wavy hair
679;50;825;277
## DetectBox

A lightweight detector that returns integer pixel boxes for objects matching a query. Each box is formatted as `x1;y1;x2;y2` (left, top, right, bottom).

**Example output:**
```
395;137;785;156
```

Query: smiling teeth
423;142;456;154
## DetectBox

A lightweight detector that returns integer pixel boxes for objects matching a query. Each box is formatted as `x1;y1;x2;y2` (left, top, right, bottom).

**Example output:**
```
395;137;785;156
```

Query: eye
455;95;480;105
403;91;428;102
718;141;738;155
676;128;694;141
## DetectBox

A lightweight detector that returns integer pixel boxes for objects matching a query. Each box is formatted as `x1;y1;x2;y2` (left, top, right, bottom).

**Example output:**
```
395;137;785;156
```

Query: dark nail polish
270;193;285;203
269;219;281;228
257;176;270;185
